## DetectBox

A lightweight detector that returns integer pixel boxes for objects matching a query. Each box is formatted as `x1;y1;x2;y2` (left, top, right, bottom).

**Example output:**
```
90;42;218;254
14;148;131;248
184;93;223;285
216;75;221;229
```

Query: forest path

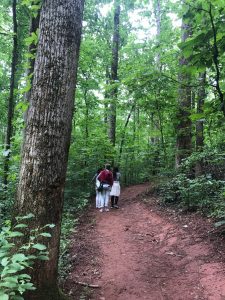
64;183;225;300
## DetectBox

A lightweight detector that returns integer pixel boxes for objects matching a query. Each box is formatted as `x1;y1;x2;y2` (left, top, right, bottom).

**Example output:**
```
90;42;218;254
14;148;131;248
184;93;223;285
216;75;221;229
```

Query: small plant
0;213;55;300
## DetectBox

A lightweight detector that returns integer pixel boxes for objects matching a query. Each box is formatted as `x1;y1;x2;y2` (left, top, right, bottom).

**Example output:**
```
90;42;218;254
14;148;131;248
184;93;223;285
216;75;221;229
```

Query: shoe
105;208;109;212
114;205;119;209
99;208;103;212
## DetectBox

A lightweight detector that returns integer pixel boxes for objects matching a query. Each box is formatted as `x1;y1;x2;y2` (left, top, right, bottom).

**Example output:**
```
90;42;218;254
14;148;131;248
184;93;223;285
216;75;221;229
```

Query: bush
0;214;54;300
161;173;225;214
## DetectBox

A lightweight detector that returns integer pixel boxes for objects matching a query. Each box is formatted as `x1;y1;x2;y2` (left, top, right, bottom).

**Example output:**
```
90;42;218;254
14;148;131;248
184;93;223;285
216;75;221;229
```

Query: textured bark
104;67;110;124
195;72;206;176
3;0;18;188
108;1;120;146
118;104;135;162
175;17;192;168
196;72;206;151
15;0;84;299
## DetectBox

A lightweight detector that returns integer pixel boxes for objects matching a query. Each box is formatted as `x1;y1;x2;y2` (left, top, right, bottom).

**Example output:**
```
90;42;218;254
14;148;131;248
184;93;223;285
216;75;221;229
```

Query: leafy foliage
161;150;225;217
0;214;54;300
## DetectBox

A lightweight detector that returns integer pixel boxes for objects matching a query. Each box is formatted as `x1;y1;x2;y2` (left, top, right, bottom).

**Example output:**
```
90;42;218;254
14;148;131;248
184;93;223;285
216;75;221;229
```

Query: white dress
110;181;120;196
110;172;121;197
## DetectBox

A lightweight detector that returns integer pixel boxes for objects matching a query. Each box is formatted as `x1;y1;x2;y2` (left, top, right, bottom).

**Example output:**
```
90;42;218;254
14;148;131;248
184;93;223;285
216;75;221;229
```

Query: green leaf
189;113;205;121
21;213;35;219
39;233;51;238
12;254;27;262
14;224;28;229
8;231;24;238
32;244;47;251
0;281;18;288
1;243;15;250
2;263;25;275
44;224;55;228
36;255;49;261
214;220;225;228
17;273;31;280
20;282;36;290
2;276;18;283
0;293;9;300
1;257;9;267
11;296;24;300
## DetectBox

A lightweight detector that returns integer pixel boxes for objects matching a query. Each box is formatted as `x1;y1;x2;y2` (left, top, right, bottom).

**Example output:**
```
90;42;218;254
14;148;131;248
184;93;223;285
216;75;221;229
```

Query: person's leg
104;189;110;211
97;192;102;208
111;196;115;208
114;196;119;208
96;191;99;208
99;191;104;212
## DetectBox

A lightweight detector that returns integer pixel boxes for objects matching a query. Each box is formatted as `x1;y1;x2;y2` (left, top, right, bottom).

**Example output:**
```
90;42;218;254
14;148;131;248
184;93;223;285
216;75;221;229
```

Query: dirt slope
64;183;225;300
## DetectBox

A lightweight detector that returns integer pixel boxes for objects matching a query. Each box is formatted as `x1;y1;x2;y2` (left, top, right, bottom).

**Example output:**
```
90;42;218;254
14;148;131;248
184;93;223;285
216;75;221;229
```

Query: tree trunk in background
28;10;41;84
15;0;84;299
108;0;120;146
104;67;110;124
118;104;135;162
195;71;206;176
175;15;192;168
3;0;18;188
154;0;161;66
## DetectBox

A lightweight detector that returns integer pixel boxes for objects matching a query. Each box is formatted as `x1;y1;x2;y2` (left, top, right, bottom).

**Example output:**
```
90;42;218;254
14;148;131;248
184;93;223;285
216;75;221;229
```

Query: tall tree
15;0;84;299
3;0;18;188
175;7;192;168
108;0;120;146
195;71;206;176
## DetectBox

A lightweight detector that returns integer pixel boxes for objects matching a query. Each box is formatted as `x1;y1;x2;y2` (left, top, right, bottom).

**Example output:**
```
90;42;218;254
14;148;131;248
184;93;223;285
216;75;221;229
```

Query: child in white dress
110;167;121;208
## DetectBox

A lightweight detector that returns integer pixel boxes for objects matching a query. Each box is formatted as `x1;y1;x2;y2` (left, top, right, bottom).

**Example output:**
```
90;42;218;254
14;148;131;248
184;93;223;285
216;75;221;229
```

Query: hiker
92;168;103;208
97;164;113;212
110;166;121;208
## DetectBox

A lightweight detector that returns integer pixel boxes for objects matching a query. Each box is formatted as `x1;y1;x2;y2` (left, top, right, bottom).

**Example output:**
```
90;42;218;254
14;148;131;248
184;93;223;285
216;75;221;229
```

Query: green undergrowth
0;214;54;300
160;150;225;228
59;192;90;280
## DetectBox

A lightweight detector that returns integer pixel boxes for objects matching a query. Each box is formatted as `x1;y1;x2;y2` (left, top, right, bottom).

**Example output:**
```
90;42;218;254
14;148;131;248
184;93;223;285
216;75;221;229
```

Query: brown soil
63;183;225;300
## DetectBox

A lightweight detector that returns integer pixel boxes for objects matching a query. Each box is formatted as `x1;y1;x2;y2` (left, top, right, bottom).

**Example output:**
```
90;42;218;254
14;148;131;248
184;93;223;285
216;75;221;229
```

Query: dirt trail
65;183;225;300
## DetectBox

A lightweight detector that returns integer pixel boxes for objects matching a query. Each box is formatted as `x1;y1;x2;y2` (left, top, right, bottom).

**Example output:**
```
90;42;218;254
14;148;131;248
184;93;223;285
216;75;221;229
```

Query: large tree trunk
15;0;84;299
108;0;120;146
175;16;192;168
3;0;18;188
196;72;206;151
195;71;206;176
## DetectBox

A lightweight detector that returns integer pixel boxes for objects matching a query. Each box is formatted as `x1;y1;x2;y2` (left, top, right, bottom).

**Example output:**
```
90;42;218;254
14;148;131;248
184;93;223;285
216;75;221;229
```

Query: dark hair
105;164;111;170
113;166;119;180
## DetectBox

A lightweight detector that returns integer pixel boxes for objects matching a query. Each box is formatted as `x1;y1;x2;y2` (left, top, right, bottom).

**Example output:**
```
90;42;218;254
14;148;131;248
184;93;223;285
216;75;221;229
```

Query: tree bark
196;72;206;151
3;0;18;188
118;104;135;162
15;0;84;299
108;0;120;146
104;66;110;125
195;71;206;176
175;16;192;168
